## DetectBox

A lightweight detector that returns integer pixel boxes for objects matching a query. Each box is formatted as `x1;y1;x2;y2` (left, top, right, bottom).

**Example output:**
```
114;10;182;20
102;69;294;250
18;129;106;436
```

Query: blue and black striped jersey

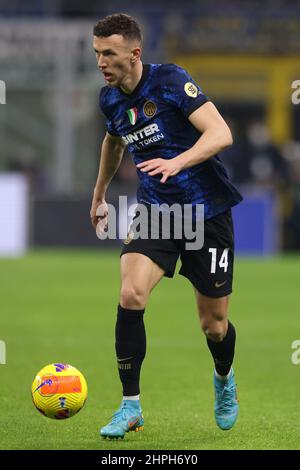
99;63;242;219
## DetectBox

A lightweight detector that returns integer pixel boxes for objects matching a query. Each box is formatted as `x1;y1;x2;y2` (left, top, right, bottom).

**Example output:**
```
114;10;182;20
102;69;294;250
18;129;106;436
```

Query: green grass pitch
0;250;299;450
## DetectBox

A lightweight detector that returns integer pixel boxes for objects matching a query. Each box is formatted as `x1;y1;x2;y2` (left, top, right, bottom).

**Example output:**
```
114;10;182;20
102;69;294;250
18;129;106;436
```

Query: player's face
93;34;140;88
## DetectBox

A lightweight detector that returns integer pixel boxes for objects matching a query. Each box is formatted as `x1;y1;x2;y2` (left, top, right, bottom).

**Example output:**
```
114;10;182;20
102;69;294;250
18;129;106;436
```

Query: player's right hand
90;199;108;234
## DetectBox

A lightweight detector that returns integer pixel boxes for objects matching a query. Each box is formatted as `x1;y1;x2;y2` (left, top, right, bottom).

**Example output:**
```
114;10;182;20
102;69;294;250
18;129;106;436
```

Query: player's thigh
120;252;165;307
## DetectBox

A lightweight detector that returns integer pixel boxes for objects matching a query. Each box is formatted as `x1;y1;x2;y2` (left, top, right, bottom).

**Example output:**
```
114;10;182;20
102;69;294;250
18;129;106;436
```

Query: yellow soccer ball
31;363;87;419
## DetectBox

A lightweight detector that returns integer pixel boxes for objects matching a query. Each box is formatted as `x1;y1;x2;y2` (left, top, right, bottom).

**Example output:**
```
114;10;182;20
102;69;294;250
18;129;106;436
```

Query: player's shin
206;321;236;376
115;304;146;396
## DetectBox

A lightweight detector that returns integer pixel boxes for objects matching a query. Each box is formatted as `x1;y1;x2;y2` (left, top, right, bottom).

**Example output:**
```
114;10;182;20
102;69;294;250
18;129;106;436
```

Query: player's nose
97;56;106;69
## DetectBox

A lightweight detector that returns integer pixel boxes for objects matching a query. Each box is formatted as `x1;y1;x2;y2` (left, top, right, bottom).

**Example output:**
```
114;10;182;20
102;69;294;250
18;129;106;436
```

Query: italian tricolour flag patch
126;107;138;125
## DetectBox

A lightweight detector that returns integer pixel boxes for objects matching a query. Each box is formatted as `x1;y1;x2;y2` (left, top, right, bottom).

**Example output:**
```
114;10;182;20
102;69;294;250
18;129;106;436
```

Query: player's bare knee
206;329;226;343
201;320;227;342
120;285;148;309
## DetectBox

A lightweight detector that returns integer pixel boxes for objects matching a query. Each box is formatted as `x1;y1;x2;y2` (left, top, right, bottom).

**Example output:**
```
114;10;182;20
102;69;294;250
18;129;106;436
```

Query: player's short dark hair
93;14;142;45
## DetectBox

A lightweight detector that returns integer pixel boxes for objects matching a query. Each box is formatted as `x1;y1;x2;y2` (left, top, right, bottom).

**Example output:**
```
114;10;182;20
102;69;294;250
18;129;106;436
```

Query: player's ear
130;47;142;64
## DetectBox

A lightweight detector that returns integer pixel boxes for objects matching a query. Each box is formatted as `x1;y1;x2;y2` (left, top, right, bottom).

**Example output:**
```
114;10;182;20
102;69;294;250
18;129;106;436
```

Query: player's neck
120;62;143;95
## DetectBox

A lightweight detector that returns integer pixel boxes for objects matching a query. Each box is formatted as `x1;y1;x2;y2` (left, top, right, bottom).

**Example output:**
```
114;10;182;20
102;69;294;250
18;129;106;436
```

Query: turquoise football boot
100;400;144;440
214;368;239;430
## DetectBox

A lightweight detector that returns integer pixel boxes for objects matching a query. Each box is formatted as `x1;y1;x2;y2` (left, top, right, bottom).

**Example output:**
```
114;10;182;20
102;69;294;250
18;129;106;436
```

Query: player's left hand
136;158;183;183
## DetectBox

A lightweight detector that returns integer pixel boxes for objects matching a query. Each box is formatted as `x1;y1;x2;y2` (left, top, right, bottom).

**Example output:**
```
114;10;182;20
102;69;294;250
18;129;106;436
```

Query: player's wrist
93;185;106;201
175;153;194;171
177;149;205;170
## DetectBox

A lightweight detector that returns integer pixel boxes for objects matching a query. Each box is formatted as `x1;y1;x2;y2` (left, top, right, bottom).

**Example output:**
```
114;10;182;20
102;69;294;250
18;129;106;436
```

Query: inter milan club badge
143;100;157;118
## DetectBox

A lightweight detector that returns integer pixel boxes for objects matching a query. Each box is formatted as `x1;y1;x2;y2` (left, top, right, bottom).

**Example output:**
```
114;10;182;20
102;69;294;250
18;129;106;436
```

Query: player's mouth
103;73;113;82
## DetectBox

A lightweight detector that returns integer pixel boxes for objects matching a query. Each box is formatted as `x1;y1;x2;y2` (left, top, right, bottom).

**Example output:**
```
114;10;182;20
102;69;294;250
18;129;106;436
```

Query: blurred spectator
246;121;288;187
281;140;300;249
222;120;288;188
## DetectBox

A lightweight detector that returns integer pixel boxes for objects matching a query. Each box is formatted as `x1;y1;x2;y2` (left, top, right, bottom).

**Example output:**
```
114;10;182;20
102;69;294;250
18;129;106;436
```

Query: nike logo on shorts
215;281;227;288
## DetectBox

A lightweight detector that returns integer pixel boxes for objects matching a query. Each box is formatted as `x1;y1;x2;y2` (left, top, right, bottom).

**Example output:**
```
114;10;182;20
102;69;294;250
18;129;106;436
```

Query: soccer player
90;13;242;439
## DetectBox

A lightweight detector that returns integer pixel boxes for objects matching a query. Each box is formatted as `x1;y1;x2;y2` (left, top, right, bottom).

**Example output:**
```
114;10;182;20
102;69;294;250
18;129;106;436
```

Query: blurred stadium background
1;0;300;450
1;0;300;255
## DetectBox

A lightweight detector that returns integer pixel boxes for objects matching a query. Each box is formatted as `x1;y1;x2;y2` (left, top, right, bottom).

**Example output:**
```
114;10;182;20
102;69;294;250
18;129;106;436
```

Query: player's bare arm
137;102;233;183
90;132;126;229
180;101;233;167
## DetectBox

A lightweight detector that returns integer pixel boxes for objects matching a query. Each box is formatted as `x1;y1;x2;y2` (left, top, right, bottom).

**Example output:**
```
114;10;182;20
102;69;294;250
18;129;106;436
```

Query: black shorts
121;206;235;298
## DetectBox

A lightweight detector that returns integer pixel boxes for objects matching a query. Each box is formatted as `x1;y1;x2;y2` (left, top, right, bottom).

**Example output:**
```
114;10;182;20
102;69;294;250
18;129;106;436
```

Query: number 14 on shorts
209;248;229;273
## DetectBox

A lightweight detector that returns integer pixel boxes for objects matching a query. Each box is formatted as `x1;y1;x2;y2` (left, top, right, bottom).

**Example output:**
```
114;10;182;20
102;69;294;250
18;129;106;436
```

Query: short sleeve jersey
99;63;242;219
